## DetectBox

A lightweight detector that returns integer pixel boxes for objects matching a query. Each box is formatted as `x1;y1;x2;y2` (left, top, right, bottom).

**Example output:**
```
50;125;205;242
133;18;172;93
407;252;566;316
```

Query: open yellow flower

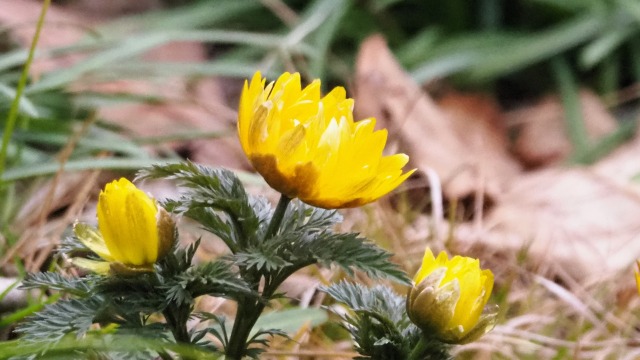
73;178;175;274
406;249;497;344
237;71;415;209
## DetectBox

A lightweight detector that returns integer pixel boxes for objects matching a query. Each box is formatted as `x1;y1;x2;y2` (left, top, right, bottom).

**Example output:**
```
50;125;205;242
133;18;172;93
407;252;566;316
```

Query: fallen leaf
354;35;521;202
509;90;618;168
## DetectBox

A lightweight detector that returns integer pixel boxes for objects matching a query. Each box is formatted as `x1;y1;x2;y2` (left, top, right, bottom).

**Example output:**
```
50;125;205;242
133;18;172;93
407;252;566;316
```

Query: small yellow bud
73;178;176;274
406;249;497;344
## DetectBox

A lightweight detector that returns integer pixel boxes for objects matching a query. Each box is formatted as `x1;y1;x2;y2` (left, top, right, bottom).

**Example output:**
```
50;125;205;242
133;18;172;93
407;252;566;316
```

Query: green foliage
137;162;409;357
21;272;93;297
323;281;451;360
16;238;255;355
16;160;408;357
16;297;103;343
164;261;255;305
192;313;230;350
243;328;289;359
138;162;266;252
0;334;215;360
142;162;409;285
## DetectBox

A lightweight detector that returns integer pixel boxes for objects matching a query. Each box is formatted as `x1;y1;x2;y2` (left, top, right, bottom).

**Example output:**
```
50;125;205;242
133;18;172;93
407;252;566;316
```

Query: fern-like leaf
137;162;264;251
164;260;256;306
323;282;451;360
244;328;288;359
304;232;409;284
16;297;104;343
158;239;200;277
21;272;93;297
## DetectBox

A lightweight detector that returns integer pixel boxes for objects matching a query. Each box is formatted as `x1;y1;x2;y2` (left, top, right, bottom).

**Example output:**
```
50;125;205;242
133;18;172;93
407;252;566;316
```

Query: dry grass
2;1;640;359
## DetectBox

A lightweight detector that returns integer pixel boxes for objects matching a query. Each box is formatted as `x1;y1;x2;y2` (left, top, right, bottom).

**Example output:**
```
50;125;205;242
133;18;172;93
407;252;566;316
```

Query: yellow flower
635;260;640;295
237;71;415;209
72;178;175;274
406;249;497;344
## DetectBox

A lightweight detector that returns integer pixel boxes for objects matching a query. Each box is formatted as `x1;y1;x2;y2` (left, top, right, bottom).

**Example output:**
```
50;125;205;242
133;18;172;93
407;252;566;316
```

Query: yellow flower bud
635;260;640;296
407;249;497;344
72;178;175;274
237;71;415;209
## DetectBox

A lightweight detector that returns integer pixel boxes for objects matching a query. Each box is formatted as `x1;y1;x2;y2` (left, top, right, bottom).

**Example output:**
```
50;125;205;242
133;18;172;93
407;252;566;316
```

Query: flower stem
264;194;291;240
225;194;292;359
408;336;451;360
408;336;429;360
163;304;191;344
225;300;263;359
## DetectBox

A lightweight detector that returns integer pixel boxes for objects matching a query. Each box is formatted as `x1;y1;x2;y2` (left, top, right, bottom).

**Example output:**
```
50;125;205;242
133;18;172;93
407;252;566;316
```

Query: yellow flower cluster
407;249;497;344
73;178;175;274
237;72;414;209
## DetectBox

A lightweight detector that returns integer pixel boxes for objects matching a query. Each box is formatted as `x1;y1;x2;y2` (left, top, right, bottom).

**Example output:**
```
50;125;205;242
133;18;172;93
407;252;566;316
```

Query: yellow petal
408;248;496;344
636;260;640;296
237;71;414;209
71;258;111;274
73;222;114;261
97;178;159;267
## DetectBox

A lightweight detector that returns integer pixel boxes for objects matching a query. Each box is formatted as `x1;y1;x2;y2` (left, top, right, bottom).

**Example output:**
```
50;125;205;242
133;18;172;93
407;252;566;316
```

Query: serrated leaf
308;232;409;284
322;281;433;359
158;239;200;277
0;333;216;359
165;260;256;306
21;272;94;297
16;297;104;343
138;162;265;252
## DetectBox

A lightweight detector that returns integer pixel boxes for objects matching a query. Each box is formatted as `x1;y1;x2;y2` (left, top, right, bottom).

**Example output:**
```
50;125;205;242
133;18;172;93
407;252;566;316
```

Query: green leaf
95;274;166;317
193;313;229;349
232;201;409;284
16;297;103;343
323;281;408;325
196;308;327;359
21;272;93;297
298;231;409;284
0;334;216;359
1;158;181;182
252;307;328;336
138;162;265;252
164;260;256;306
158;238;200;277
323;282;449;359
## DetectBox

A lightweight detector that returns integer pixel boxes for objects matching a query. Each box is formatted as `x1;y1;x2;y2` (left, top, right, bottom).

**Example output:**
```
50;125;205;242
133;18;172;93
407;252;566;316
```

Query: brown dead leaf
509;90;618;168
592;125;640;194
92;74;246;168
457;167;640;280
354;35;521;202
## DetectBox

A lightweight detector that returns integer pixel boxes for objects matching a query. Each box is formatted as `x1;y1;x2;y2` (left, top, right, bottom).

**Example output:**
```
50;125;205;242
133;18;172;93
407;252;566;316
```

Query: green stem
264;194;291;241
408;336;429;360
163;304;191;344
407;335;451;360
225;300;263;359
0;0;50;180
225;194;294;358
225;264;304;359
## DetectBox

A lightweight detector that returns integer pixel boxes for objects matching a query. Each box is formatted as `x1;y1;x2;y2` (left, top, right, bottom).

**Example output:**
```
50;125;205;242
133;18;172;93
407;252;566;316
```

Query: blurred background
1;0;640;358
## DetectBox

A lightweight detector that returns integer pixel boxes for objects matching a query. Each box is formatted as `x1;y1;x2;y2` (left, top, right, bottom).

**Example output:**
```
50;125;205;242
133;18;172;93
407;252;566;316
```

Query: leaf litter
2;1;640;356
